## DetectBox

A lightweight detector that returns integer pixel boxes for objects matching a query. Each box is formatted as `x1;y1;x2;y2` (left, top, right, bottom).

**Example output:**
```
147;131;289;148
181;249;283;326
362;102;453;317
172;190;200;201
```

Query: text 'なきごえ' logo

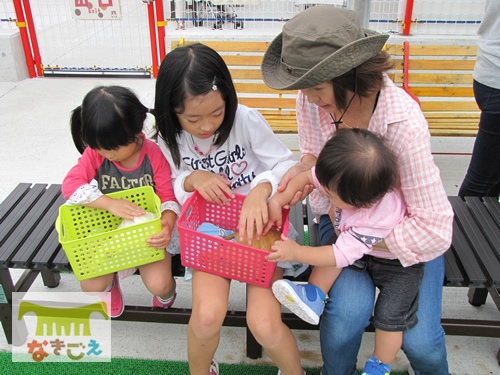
12;292;111;362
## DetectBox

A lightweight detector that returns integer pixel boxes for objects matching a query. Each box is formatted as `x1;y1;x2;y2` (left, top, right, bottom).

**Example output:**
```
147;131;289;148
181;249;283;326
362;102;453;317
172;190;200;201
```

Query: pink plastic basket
177;191;289;288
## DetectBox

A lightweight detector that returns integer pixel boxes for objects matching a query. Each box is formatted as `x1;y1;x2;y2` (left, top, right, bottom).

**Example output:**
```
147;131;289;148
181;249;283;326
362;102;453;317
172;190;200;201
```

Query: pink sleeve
146;140;177;204
61;148;102;199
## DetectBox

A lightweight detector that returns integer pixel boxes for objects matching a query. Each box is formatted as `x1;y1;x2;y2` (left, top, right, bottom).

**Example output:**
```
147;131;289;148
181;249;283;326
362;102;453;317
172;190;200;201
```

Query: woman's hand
266;234;301;262
238;183;272;245
277;160;315;207
147;210;176;249
186;170;235;205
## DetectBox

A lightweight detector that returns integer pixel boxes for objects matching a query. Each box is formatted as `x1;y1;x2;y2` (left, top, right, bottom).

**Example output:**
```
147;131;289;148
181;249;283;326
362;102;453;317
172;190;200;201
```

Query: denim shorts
348;255;425;332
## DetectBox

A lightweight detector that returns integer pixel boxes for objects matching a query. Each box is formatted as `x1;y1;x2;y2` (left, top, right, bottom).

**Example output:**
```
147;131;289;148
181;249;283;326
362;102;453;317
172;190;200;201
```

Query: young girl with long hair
154;43;306;375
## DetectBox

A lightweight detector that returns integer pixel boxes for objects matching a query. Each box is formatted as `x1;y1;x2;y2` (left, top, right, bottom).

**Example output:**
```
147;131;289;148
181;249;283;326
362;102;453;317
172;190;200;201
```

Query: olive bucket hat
261;5;389;90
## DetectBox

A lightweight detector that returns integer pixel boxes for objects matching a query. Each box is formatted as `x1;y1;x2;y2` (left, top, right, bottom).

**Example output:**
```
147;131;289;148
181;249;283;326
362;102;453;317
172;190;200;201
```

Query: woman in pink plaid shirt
261;5;453;375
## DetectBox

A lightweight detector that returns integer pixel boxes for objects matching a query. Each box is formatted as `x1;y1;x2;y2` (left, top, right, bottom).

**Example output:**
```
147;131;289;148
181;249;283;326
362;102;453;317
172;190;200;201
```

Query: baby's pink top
312;167;407;268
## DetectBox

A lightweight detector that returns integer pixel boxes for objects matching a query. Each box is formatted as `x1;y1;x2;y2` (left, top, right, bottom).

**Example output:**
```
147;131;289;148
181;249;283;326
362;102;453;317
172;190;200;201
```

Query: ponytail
70;106;87;154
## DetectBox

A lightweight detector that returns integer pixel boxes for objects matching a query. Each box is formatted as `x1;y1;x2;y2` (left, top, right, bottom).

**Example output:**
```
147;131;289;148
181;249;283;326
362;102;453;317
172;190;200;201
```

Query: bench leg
246;327;263;359
41;270;61;288
0;269;40;345
468;287;488;306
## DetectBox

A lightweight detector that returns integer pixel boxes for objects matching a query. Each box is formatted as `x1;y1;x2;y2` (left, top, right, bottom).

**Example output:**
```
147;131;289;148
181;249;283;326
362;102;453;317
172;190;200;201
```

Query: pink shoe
100;273;124;318
209;359;219;375
153;292;177;309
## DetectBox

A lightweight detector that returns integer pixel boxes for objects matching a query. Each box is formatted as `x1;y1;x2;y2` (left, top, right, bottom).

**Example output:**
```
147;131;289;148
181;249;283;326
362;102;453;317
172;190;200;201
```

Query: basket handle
54;215;64;237
179;191;197;221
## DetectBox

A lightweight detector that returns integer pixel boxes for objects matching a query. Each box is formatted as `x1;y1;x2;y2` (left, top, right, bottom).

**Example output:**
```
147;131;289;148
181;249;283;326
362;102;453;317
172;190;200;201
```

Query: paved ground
0;77;498;374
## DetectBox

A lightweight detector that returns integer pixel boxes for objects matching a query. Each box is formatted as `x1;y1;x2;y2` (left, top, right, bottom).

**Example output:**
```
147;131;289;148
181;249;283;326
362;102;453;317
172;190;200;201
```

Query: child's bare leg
188;270;231;375
373;329;402;364
308;266;341;295
80;273;115;293
247;268;303;375
138;254;176;300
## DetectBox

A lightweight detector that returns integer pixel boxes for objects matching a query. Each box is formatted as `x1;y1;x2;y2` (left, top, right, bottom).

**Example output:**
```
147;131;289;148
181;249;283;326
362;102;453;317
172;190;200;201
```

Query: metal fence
0;0;486;75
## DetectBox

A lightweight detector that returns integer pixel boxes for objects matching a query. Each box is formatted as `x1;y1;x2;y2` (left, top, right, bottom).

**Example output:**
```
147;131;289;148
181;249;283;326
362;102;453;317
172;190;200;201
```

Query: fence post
22;0;43;76
155;0;166;64
403;0;415;36
145;0;159;77
12;0;36;78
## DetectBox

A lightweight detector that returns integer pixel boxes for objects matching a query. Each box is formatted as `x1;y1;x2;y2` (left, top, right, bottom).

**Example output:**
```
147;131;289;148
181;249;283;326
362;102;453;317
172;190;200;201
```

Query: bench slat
444;247;467;286
394;73;473;85
7;185;61;268
0;183;31;224
0;184;50;267
483;197;500;226
172;40;270;53
401;45;478;56
12;189;64;268
238;97;297;110
235;82;297;95
394;59;476;71
408;87;474;98
465;197;500;260
420;101;478;112
450;197;500;287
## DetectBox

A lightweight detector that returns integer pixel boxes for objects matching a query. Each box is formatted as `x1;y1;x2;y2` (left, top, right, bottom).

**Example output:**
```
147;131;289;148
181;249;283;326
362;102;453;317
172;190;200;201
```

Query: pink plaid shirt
296;74;453;266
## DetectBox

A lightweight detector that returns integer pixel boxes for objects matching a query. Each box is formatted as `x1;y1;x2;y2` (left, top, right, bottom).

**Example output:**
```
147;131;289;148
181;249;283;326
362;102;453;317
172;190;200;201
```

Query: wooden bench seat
170;39;480;137
1;183;499;363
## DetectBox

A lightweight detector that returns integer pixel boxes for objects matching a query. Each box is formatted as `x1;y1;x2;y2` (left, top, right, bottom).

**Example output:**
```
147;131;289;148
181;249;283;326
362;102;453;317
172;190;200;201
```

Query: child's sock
157;294;175;304
102;280;114;292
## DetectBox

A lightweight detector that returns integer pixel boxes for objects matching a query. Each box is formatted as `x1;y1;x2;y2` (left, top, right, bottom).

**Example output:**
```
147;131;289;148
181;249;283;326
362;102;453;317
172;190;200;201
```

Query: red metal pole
403;41;420;105
12;0;36;78
403;0;415;36
22;0;43;76
146;1;159;77
155;0;166;64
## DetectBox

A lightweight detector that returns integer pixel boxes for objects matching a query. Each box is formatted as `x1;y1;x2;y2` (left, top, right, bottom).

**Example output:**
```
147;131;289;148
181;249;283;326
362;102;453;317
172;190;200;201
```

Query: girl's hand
263;197;286;234
108;198;145;220
147;210;176;249
188;170;235;205
147;219;173;249
266;234;301;262
238;183;272;245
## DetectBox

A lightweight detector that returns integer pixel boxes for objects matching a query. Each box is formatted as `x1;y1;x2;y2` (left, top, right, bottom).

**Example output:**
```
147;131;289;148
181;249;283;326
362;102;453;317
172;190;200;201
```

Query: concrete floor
0;77;499;374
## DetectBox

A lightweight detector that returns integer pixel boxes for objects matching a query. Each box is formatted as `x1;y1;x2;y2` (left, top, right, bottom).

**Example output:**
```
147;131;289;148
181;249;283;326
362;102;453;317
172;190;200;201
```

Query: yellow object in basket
56;186;164;281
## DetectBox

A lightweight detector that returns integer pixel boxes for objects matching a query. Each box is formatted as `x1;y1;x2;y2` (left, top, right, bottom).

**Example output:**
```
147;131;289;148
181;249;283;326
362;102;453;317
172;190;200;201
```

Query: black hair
332;51;394;110
315;128;399;208
154;43;238;168
71;86;148;154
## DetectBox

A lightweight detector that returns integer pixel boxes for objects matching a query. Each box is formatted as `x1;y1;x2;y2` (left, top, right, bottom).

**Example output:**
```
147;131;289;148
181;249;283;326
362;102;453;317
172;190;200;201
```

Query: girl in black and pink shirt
62;86;180;318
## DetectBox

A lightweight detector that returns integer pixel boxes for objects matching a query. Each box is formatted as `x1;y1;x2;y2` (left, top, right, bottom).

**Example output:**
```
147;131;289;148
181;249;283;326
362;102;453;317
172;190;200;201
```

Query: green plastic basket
57;186;164;280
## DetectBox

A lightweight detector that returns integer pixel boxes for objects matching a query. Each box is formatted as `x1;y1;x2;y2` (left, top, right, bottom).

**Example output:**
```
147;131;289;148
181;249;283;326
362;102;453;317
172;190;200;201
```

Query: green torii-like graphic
18;301;108;337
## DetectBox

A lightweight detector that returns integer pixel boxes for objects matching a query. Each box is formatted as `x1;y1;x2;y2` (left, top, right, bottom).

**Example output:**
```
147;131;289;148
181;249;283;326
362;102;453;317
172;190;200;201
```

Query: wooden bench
1;183;499;363
170;39;480;137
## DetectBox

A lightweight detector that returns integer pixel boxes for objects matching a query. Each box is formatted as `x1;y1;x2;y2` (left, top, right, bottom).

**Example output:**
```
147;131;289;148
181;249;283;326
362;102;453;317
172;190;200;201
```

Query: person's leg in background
402;255;449;375
458;80;500;198
318;215;375;375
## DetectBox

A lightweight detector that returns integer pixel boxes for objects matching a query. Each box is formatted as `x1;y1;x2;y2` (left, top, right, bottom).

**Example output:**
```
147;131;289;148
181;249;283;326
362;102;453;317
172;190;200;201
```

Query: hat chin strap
330;68;357;130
